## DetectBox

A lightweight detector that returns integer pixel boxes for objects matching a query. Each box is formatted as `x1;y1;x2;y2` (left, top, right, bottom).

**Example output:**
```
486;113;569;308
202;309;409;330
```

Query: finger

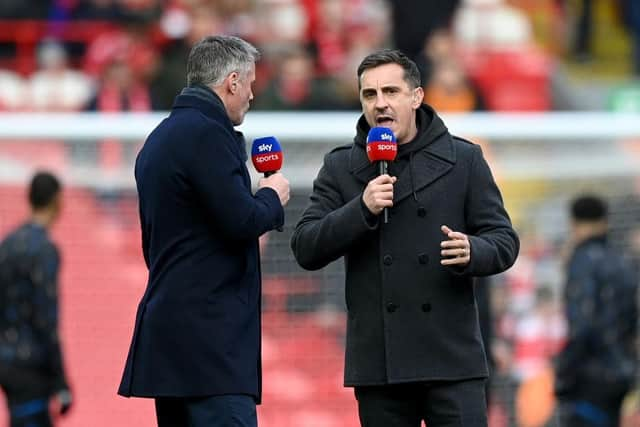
447;232;468;241
373;174;395;184
441;248;467;258
441;228;467;242
373;184;395;193
440;241;456;248
441;256;467;266
375;191;394;201
440;240;468;248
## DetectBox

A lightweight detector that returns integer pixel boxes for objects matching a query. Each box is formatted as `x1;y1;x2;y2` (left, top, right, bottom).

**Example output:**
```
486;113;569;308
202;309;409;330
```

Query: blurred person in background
487;279;519;426
331;3;390;110
214;0;256;36
152;2;228;110
453;0;533;51
252;46;341;110
311;0;348;76
118;35;290;427
27;39;94;111
0;171;72;427
511;286;565;384
413;28;484;111
0;0;52;18
291;48;519;427
414;29;456;88
299;0;389;77
386;0;461;62
0;69;25;111
567;0;595;62
254;0;308;56
423;58;486;112
512;286;565;427
619;0;640;76
72;0;161;21
71;0;125;20
103;54;155;111
84;30;158;111
554;194;638;427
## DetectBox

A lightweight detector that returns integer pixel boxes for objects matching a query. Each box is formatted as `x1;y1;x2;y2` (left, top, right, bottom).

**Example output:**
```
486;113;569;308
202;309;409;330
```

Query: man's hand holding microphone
259;174;289;207
252;136;290;207
363;175;397;216
363;127;398;222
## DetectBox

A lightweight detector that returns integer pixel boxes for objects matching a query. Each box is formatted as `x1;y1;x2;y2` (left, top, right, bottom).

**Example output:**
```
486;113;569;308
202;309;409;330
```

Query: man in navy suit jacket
118;35;290;427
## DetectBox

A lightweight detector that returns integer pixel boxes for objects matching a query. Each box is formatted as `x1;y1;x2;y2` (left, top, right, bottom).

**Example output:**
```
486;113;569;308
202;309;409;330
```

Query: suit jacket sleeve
190;124;284;241
291;152;377;270
461;145;519;276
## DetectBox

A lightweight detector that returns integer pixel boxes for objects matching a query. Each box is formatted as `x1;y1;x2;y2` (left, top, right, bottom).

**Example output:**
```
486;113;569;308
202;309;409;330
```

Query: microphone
251;136;283;176
366;127;397;224
251;136;284;232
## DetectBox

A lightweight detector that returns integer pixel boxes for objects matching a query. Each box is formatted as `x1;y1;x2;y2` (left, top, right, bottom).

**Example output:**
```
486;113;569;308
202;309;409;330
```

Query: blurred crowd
0;0;589;114
1;1;640;113
0;0;392;112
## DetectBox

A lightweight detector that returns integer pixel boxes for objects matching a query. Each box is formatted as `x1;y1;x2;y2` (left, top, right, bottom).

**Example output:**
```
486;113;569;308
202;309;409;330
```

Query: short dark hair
571;194;607;221
29;171;61;210
357;49;421;90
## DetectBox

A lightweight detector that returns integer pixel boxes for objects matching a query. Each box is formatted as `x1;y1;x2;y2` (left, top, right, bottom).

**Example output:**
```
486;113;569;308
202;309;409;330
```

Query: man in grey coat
291;49;519;427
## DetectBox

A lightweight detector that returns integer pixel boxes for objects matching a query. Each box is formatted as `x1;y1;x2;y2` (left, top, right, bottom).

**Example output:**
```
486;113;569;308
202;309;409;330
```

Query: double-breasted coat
119;86;283;401
291;105;519;386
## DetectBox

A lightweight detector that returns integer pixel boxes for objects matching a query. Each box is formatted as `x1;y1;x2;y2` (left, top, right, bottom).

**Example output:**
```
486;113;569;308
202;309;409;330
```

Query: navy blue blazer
118;88;283;402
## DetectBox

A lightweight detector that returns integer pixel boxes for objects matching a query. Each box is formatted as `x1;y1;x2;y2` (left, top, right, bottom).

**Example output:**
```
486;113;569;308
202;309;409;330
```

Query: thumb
441;225;453;236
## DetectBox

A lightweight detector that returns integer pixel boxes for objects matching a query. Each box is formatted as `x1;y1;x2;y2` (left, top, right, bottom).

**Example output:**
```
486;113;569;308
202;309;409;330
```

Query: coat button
383;255;393;266
418;253;428;264
417;206;426;217
422;303;432;312
386;303;398;313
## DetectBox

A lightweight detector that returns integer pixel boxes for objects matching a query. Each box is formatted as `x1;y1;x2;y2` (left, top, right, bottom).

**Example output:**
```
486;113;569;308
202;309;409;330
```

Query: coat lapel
349;144;377;185
393;135;456;203
348;134;457;203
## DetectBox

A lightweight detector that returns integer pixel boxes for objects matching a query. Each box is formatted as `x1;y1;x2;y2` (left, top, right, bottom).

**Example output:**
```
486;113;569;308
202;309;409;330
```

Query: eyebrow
361;85;401;94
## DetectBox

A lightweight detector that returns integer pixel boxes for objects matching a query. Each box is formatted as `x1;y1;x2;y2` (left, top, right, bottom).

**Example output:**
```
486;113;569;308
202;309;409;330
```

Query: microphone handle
263;171;283;232
378;161;389;224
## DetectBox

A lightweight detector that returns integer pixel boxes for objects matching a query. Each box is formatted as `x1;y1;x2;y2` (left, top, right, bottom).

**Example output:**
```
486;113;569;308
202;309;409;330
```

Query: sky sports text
377;132;394;142
252;154;282;163
257;143;278;152
366;144;397;152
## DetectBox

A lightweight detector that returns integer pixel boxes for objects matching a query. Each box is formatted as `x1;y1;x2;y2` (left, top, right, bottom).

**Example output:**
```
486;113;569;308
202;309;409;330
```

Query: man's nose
374;92;387;109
